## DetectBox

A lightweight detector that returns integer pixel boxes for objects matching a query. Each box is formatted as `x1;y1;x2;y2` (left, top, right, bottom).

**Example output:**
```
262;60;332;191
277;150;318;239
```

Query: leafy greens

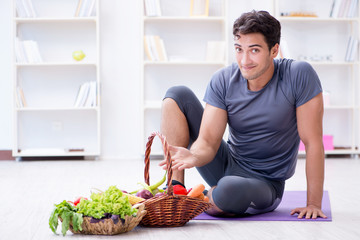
77;185;137;219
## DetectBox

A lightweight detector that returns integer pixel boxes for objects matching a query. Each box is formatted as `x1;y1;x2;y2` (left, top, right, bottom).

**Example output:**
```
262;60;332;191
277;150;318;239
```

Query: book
16;86;27;108
153;36;167;61
348;38;358;62
190;0;209;17
85;81;97;107
74;0;83;17
21;40;42;63
74;82;90;107
144;0;161;17
16;0;36;18
144;35;168;61
75;0;95;17
144;36;154;61
206;41;225;62
74;81;97;107
330;0;342;18
345;36;358;62
25;0;37;17
347;0;359;17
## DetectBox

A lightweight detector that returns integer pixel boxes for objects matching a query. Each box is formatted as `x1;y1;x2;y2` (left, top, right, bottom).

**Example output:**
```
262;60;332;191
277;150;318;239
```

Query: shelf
16;62;97;67
308;61;360;66
144;61;226;66
278;17;360;22
13;0;101;158
15;107;99;112
299;149;359;155
144;16;226;22
14;17;97;23
324;105;356;110
15;148;100;157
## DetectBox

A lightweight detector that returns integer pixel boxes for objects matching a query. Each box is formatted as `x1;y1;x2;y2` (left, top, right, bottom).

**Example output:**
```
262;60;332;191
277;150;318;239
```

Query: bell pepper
173;185;188;195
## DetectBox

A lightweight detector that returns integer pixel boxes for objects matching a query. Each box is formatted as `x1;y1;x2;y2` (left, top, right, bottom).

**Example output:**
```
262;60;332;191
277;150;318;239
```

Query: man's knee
211;176;251;214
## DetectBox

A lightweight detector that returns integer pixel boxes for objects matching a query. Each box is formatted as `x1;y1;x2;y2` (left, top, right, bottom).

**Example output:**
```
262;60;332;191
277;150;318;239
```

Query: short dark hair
233;10;281;51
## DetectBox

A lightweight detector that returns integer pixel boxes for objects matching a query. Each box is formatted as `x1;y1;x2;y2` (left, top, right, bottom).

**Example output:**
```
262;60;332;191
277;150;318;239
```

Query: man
159;10;326;219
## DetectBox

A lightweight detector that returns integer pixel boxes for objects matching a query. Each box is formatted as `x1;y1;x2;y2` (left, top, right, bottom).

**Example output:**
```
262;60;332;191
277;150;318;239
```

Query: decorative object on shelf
190;0;209;17
299;135;334;151
298;54;333;62
73;50;86;61
280;12;318;17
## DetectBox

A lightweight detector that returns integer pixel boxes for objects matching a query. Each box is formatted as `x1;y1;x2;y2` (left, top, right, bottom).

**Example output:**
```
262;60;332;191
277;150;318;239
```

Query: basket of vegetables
138;132;212;227
49;186;147;236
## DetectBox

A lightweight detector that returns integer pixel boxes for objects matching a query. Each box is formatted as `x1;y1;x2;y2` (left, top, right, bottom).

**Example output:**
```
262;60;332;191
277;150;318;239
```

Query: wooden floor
1;156;360;240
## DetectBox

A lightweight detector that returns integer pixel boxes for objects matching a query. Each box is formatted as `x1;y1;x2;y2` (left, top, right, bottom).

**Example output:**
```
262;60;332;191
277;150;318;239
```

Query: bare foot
205;186;236;217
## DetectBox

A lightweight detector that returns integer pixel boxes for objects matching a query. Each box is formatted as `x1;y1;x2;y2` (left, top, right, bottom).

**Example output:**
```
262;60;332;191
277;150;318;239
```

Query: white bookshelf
141;0;228;155
274;0;360;155
12;0;100;159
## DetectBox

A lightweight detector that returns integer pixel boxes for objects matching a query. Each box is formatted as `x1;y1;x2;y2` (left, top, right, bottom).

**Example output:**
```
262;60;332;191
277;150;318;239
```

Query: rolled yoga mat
193;191;332;221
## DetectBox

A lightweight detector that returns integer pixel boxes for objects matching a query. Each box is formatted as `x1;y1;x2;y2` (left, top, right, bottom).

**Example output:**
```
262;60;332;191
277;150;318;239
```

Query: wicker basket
62;203;146;235
139;132;212;227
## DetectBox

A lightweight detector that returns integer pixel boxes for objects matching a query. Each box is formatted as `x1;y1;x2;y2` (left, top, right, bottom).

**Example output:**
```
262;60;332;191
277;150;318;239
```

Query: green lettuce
49;200;83;236
77;185;137;219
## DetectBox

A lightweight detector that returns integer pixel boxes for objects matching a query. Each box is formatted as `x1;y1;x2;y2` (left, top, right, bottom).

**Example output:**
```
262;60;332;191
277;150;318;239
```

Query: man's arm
166;104;228;171
291;92;327;219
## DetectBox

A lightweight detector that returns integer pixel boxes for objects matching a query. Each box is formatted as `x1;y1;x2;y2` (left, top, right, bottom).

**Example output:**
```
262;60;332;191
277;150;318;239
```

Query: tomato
74;197;87;206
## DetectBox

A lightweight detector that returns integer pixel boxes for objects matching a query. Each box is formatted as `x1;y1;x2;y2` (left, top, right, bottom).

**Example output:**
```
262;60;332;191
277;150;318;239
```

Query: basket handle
144;132;174;195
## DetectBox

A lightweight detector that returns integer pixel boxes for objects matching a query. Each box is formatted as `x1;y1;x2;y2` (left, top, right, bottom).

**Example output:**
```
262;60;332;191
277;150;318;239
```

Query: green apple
72;50;86;61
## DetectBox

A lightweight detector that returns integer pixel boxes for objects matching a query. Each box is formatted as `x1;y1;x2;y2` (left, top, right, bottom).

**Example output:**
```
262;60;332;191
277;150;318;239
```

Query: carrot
196;193;204;200
187;184;205;198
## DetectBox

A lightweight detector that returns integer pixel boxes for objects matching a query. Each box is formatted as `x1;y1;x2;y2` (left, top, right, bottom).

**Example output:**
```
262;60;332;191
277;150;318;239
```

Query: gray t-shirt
203;59;322;181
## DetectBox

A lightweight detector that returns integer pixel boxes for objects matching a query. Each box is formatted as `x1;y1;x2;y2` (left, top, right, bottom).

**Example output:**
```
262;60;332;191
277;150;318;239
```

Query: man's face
234;33;278;82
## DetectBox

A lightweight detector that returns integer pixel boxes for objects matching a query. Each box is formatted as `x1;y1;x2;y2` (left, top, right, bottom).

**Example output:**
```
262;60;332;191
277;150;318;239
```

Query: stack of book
330;0;358;18
144;35;168;61
16;0;36;18
345;36;359;62
74;81;97;107
15;38;42;63
144;0;162;17
74;0;96;17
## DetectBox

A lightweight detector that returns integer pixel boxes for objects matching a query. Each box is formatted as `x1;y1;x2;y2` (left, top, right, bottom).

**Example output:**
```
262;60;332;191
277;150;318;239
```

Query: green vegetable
49;200;83;236
77;185;137;219
130;172;166;194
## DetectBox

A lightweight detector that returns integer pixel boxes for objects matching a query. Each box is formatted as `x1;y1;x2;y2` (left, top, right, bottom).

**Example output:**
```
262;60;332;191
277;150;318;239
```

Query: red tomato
74;197;87;206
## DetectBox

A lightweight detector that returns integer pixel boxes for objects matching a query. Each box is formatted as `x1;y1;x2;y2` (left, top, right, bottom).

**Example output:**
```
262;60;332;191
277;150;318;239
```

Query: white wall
0;0;272;159
0;0;13;150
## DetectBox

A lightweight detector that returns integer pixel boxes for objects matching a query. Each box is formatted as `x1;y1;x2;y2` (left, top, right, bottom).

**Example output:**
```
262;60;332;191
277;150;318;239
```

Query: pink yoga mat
193;191;331;221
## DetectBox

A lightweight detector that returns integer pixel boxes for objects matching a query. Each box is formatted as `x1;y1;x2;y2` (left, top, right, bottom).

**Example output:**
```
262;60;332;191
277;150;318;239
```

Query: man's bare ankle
205;186;236;217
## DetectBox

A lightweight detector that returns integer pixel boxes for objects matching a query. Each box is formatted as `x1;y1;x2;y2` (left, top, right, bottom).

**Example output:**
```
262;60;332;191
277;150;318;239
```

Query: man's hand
159;145;197;171
290;205;327;219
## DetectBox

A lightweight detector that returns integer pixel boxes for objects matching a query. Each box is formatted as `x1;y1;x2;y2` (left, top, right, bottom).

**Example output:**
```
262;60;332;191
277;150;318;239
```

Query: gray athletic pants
164;85;285;215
